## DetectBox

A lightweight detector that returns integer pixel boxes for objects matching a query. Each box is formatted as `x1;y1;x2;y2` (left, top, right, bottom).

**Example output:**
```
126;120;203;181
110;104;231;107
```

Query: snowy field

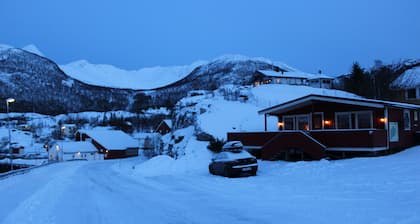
0;145;419;224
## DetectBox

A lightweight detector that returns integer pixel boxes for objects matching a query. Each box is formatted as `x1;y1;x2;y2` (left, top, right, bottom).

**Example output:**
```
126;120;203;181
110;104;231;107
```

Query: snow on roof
258;70;309;79
78;128;138;150
258;70;333;80
163;119;172;129
259;94;420;115
391;66;420;89
57;141;98;154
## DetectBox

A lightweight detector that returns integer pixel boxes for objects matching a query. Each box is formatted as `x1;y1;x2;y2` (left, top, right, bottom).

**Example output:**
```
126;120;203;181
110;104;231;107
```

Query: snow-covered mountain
60;54;298;90
60;60;206;89
0;46;133;114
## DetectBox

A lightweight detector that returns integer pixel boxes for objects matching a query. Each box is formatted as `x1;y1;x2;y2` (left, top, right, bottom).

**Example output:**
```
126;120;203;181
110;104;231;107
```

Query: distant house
390;66;420;104
52;141;100;161
155;119;172;135
307;75;334;89
75;128;139;159
255;70;334;89
228;94;420;161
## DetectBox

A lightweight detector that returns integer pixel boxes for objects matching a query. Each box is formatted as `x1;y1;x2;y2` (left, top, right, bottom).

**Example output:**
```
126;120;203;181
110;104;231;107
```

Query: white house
51;141;100;161
255;70;334;89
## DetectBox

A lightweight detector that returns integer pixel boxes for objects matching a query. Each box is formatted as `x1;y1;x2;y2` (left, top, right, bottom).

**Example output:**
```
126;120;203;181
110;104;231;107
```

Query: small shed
155;119;172;135
75;128;139;159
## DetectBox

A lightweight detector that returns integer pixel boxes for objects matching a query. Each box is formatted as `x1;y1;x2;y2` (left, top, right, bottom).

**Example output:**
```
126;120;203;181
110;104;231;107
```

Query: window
282;115;309;130
356;111;372;129
296;115;309;130
415;111;419;121
406;89;417;99
404;110;411;130
336;113;351;129
335;111;373;129
283;116;295;130
312;113;323;130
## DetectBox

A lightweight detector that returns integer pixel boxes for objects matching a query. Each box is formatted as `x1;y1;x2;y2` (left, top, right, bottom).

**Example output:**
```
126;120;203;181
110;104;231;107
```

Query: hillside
0;46;133;114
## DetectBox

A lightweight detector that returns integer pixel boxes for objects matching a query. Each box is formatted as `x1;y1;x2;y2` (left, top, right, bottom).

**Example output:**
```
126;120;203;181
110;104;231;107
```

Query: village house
390;66;420;104
228;94;420;161
75;128;139;159
51;141;100;161
255;70;334;89
155;119;172;135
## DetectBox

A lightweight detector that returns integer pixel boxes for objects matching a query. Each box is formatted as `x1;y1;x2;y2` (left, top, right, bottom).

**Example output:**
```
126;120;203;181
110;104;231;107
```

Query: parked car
209;141;258;177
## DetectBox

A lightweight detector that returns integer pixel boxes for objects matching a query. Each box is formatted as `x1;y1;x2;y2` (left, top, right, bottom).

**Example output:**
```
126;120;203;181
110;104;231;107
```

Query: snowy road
1;147;420;224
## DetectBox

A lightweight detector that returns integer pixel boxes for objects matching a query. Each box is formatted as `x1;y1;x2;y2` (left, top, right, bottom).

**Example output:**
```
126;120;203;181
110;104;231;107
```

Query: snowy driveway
1;147;420;224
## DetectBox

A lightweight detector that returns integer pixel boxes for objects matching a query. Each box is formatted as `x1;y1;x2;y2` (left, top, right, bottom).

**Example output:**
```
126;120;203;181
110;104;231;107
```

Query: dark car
209;141;258;177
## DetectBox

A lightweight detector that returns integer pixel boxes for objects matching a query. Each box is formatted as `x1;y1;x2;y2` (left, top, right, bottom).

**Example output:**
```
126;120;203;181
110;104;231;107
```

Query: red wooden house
228;94;420;160
75;128;139;159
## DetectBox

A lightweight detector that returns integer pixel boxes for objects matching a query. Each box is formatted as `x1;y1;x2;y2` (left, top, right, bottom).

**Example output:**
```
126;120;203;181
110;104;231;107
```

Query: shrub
207;138;226;153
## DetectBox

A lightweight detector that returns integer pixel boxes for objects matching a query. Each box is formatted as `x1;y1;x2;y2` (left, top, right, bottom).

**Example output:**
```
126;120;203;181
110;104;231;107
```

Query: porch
228;129;388;160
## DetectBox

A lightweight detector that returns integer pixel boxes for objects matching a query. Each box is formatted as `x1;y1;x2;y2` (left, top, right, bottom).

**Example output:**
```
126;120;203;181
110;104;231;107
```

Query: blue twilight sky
1;0;419;75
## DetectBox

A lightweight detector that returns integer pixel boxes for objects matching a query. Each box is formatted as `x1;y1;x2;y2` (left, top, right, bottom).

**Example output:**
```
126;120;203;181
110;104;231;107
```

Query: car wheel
223;166;231;177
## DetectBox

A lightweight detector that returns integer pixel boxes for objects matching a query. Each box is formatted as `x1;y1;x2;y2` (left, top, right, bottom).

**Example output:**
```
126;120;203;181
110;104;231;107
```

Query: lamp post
6;98;15;171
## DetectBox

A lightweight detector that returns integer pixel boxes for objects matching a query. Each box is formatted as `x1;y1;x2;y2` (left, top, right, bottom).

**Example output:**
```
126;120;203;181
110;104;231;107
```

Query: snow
60;59;206;90
0;44;13;52
163;119;172;128
22;44;44;57
78;127;138;150
56;141;97;154
0;145;419;223
391;66;420;89
182;84;358;139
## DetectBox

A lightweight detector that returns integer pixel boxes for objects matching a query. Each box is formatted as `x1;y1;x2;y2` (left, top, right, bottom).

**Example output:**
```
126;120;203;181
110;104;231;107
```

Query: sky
1;0;419;75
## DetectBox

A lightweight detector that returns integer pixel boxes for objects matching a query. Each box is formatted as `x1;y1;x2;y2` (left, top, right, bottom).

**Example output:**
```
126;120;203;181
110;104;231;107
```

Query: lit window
296;115;309;130
283;117;295;130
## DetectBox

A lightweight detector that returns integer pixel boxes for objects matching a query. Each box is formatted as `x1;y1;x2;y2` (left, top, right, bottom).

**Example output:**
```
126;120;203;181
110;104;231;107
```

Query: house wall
310;130;387;148
277;102;386;130
387;108;417;149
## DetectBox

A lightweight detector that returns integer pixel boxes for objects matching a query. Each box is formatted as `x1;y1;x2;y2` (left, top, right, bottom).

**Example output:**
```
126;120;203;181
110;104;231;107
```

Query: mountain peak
22;44;44;56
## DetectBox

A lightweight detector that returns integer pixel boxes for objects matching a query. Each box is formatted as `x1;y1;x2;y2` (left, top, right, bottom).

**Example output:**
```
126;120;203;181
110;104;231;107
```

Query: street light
6;98;15;171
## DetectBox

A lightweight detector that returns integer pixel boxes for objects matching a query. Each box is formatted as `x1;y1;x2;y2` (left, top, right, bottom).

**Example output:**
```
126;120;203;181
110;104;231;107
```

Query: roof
258;70;334;80
77;128;138;150
390;66;420;89
259;94;420;115
56;141;98;154
163;119;172;129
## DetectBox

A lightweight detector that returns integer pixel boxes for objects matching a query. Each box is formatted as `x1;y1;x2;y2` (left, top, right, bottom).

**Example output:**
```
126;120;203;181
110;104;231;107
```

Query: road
0;151;419;224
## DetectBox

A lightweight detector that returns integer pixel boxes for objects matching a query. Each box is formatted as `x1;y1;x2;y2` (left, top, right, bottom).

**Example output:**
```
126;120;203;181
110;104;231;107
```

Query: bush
207;138;226;153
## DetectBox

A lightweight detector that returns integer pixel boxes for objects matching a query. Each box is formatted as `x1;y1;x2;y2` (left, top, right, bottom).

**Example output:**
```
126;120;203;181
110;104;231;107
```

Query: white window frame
404;109;411;131
296;114;310;130
355;111;373;129
335;112;352;129
312;112;324;130
335;110;374;130
282;114;310;130
282;115;296;130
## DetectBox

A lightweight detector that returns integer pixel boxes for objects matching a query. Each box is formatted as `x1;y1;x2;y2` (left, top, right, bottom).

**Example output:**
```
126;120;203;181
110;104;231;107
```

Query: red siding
310;130;387;148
